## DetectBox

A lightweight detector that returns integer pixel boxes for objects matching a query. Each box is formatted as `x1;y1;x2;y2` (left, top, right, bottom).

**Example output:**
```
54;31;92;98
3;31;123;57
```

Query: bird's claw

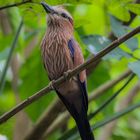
63;70;72;80
48;80;55;90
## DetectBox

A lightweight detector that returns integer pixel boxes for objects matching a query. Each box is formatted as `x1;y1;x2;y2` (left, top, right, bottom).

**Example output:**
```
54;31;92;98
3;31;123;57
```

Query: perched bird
41;2;95;140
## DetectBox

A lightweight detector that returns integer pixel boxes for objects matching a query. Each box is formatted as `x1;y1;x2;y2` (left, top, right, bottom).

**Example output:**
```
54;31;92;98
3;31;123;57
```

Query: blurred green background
0;0;140;140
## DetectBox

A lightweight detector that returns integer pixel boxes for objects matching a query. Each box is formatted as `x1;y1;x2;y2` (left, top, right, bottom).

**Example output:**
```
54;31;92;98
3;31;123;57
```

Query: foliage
0;0;140;140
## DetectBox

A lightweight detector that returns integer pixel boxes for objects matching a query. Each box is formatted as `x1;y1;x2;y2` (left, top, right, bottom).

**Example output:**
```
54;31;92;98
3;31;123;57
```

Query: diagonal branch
0;26;140;125
0;0;33;10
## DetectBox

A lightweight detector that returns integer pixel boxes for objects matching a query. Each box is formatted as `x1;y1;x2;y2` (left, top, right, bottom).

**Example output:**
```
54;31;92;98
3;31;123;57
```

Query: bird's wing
68;38;88;111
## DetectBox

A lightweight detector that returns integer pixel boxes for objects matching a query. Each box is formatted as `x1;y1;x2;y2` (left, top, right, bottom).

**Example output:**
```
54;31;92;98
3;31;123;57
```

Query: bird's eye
61;13;68;18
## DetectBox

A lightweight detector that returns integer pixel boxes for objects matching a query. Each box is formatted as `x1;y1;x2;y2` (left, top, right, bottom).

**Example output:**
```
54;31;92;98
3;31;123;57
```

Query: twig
0;0;32;10
0;26;140;125
0;20;23;94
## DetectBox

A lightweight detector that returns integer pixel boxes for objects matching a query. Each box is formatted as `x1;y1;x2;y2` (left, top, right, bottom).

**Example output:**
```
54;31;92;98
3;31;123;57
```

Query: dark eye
61;13;68;18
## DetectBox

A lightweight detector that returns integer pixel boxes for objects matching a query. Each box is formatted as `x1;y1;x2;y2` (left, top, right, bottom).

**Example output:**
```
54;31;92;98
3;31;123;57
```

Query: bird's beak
41;2;55;14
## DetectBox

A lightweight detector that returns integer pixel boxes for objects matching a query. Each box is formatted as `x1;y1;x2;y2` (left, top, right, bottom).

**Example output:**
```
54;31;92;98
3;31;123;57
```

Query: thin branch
85;102;140;140
0;0;32;10
0;20;23;94
0;26;140;125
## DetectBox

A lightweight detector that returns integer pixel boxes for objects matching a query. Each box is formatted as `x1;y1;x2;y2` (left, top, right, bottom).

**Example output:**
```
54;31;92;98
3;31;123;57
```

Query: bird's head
41;2;73;34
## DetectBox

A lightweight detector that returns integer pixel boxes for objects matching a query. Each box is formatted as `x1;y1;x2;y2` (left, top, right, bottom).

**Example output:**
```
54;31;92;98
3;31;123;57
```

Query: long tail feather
75;115;94;140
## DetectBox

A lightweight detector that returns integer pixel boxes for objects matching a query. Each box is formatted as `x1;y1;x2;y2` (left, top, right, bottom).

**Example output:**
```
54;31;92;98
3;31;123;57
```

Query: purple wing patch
68;39;75;62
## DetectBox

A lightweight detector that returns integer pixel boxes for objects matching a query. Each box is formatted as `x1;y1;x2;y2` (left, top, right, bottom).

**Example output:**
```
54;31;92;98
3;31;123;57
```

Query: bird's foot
63;70;72;81
48;80;55;90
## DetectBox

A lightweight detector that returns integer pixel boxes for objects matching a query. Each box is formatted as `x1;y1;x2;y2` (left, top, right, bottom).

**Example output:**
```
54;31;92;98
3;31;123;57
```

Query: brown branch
0;0;33;10
42;69;132;138
0;26;140;125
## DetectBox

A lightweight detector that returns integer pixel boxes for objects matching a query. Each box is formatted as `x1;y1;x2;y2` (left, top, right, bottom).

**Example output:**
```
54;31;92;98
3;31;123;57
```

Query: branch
0;20;23;94
42;69;132;138
0;26;140;125
0;0;32;10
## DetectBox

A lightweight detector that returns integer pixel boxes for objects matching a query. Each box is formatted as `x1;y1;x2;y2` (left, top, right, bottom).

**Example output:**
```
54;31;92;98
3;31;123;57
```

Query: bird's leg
63;70;72;81
48;80;55;90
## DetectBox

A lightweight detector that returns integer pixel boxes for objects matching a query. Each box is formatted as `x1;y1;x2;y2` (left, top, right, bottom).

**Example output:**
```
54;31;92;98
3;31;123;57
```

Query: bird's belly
43;47;73;80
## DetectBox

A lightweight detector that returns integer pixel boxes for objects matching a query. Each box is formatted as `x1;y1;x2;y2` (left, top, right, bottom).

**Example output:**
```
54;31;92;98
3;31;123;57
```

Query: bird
40;2;95;140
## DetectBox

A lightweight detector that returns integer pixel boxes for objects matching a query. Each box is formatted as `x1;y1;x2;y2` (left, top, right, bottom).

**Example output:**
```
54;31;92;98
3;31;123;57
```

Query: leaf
128;61;140;78
108;0;130;22
81;35;131;60
110;16;138;51
74;18;91;28
126;4;140;15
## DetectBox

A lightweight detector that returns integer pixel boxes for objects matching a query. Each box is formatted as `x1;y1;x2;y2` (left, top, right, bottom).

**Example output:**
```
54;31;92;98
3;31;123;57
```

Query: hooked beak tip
41;2;54;14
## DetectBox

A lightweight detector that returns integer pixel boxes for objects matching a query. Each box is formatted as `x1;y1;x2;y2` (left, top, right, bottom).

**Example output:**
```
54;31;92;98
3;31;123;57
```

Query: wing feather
68;38;88;111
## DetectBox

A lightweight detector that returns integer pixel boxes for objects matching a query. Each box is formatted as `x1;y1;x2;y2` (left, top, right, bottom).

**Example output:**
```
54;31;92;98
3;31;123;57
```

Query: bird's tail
75;116;95;140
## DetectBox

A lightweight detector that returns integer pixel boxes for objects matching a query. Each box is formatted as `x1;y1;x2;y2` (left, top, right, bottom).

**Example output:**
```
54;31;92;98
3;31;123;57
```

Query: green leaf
128;61;140;78
81;35;131;60
108;0;130;22
126;4;140;15
110;16;138;51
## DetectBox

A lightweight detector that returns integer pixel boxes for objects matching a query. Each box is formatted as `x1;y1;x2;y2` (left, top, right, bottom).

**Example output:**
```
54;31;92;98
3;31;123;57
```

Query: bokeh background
0;0;140;140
